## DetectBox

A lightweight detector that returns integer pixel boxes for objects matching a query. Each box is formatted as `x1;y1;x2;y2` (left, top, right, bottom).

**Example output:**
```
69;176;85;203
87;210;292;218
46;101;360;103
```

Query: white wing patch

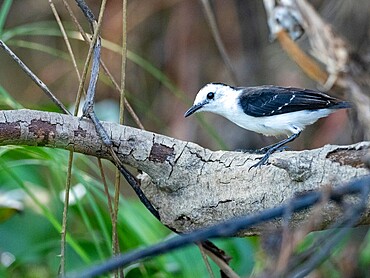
276;95;295;111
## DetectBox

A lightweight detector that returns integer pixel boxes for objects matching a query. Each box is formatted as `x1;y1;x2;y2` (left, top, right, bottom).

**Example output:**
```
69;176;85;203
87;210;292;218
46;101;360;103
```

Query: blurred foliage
0;144;257;277
2;0;366;150
0;0;369;277
0;0;257;277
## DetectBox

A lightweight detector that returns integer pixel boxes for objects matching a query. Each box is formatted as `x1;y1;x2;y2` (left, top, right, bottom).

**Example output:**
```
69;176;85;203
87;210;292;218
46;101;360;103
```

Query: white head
184;83;238;117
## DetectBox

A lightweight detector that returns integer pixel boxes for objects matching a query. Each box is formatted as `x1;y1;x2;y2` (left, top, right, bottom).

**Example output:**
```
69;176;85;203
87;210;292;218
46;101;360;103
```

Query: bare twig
61;0;115;224
59;151;74;275
74;0;159;221
48;2;82;274
109;149;160;220
287;185;369;277
203;248;239;278
61;0;145;130
98;158;114;217
0;40;70;114
276;189;330;273
197;243;215;278
49;0;81;85
111;1;128;272
200;0;238;84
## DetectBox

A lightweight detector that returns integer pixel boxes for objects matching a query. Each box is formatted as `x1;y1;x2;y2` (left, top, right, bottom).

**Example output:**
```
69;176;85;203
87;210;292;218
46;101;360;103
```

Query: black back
238;86;350;117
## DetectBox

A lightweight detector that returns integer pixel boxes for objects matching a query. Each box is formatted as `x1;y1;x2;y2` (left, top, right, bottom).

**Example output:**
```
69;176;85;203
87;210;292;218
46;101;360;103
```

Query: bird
184;83;351;169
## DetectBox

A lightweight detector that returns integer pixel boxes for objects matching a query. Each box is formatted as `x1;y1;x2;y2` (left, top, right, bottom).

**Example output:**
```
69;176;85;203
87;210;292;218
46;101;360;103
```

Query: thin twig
48;2;82;275
197;243;215;278
0;40;70;114
112;1;128;276
61;0;144;130
120;0;128;117
64;2;123;272
49;0;81;84
112;177;121;272
109;149;160;220
59;2;114;275
287;186;370;278
203;248;240;278
200;0;238;84
60;0;114;219
74;0;105;127
97;159;114;217
276;189;330;273
59;151;74;275
74;0;159;220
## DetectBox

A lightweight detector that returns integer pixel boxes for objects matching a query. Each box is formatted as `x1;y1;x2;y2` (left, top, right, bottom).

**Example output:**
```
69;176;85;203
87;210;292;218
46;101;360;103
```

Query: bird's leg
235;139;290;154
249;132;301;170
259;141;290;154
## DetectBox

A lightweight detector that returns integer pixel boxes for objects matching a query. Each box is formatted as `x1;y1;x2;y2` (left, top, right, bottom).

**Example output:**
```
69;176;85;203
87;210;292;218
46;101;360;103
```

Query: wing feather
238;86;349;117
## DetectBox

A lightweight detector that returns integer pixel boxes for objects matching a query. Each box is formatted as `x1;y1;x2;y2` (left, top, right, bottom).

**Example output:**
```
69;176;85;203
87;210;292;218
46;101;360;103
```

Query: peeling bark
0;109;369;235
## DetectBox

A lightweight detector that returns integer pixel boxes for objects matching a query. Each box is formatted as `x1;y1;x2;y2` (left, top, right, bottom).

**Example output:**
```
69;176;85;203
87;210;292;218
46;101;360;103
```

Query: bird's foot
259;145;290;154
248;146;290;171
236;145;289;155
248;153;271;171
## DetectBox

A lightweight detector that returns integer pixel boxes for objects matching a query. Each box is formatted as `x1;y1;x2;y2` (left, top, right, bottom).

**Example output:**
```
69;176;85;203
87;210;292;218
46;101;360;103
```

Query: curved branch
0;109;369;235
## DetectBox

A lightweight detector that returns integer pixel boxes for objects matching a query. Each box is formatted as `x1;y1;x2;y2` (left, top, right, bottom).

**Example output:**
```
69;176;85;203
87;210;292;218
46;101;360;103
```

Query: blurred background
1;0;369;151
0;0;369;277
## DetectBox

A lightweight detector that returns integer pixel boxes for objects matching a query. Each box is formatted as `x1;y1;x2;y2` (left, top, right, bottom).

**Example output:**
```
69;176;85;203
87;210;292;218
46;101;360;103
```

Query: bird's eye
207;92;214;100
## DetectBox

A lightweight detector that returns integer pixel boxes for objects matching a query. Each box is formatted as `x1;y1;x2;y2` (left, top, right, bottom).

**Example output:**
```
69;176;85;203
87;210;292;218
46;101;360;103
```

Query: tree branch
0;109;369;235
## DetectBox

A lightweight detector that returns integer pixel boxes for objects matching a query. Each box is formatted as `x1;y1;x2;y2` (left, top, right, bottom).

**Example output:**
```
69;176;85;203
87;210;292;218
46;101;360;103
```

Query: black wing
238;86;350;117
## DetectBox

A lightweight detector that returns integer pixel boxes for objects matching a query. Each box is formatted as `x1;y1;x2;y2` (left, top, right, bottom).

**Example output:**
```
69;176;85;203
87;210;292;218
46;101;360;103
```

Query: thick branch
0;109;369;235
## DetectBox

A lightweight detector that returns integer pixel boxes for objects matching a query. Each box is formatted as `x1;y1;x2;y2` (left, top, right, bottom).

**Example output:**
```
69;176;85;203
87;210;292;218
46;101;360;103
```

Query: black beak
184;102;204;117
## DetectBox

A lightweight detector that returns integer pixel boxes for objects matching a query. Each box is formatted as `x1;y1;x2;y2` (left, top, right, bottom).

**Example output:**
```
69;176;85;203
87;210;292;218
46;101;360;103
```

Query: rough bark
0;109;369;235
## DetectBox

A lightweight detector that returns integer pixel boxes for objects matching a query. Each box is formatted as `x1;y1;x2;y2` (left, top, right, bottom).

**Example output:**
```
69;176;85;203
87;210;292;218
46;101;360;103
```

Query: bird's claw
248;145;290;170
248;153;271;171
259;145;289;154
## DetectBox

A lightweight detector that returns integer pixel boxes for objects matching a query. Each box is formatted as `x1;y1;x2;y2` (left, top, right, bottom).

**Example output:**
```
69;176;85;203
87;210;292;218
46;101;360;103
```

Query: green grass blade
85;188;112;254
1;21;61;41
72;186;106;260
6;39;70;60
0;0;12;36
0;158;91;264
0;84;23;109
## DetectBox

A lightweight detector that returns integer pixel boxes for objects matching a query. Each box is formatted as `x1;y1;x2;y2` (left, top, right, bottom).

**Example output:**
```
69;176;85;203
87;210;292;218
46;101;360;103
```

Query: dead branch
0;109;369;235
263;0;370;140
